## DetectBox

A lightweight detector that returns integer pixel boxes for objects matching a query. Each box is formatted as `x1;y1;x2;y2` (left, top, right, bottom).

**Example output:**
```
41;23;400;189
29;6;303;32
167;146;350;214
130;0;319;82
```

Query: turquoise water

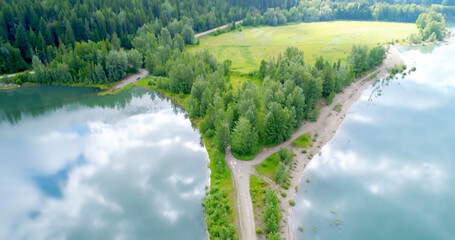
293;36;455;239
0;87;209;239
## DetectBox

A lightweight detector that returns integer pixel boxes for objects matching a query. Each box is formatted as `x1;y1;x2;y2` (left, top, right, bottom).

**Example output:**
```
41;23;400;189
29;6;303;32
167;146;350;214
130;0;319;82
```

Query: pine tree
95;63;107;83
15;23;31;62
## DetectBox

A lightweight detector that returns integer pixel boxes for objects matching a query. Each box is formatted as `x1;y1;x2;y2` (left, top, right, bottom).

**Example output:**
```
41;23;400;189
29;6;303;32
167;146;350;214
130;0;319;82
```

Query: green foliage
126;49;143;73
107;50;128;82
250;175;268;217
231;117;258;156
98;83;133;96
203;189;237;240
416;11;446;41
289;199;296;206
182;24;195;44
169;64;194;94
263;188;281;239
333;103;343;112
256;153;281;180
292;133;311;148
274;162;286;184
351;45;386;76
215;121;230;153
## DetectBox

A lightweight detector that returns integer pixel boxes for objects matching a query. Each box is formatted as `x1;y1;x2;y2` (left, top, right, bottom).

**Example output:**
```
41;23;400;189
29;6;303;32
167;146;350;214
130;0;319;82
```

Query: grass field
256;153;280;180
187;21;418;73
291;133;311;148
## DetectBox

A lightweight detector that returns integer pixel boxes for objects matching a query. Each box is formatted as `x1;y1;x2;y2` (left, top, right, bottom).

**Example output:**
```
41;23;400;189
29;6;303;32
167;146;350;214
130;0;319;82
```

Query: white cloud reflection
0;93;209;240
309;144;448;197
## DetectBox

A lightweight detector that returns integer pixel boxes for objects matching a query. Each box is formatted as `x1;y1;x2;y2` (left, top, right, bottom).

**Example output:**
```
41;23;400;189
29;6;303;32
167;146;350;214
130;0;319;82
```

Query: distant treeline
0;0;292;75
243;0;455;27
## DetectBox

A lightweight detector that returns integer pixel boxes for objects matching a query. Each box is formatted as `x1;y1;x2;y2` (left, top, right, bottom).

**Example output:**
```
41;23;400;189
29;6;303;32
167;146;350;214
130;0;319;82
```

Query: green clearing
250;175;269;212
256;153;280;180
187;21;418;73
292;133;311;148
250;174;269;234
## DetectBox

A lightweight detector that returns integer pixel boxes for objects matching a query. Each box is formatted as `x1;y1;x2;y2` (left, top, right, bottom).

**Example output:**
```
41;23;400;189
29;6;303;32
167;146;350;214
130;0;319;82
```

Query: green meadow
187;21;418;73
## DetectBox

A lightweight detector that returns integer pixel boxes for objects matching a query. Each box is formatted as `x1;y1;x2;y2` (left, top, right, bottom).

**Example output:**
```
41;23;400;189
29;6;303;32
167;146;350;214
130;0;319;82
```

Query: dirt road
113;69;149;90
195;20;243;38
0;71;35;79
227;45;403;240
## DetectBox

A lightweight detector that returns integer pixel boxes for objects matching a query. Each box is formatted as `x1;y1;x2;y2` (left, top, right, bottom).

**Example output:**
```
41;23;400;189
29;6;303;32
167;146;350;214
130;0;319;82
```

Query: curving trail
195;20;243;38
226;45;403;240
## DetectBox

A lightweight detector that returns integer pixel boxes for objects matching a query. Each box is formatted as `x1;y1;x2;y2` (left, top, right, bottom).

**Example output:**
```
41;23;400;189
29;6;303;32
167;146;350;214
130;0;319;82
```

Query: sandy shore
226;45;404;240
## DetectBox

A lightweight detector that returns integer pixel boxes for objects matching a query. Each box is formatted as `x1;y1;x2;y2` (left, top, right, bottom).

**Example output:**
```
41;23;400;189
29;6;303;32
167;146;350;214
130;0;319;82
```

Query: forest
0;0;294;75
0;0;452;77
0;0;450;239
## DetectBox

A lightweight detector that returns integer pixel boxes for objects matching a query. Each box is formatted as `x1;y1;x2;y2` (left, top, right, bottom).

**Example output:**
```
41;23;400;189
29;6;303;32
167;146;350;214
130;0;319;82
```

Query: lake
292;31;455;239
0;86;209;240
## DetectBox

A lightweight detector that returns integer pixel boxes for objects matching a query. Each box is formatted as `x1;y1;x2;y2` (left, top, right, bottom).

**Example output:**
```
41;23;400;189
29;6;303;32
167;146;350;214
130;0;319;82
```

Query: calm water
293;35;455;239
0;87;209;239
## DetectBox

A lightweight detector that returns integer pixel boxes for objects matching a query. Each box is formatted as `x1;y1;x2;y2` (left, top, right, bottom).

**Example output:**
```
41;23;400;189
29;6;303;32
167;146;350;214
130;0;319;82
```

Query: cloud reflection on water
0;91;209;240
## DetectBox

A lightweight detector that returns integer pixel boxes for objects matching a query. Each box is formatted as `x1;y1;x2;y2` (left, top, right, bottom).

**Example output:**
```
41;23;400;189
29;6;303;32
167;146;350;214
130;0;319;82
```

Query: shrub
289;199;295;206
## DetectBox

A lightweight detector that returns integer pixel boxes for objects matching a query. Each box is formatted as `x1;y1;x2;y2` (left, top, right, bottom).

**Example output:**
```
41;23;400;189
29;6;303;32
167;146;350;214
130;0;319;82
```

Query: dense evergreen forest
0;0;295;75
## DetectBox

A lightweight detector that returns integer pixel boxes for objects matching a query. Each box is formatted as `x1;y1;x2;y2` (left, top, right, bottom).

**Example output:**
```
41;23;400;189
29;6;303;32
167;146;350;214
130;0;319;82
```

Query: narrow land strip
226;45;403;240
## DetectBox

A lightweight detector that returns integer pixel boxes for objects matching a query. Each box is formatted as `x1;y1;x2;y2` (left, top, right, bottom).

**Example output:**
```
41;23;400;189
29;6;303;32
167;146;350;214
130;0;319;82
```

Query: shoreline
283;45;404;240
225;44;404;240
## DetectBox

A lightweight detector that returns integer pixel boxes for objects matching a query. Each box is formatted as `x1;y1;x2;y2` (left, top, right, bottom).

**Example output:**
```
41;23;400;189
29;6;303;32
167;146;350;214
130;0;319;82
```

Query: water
293;34;455;239
0;86;209;240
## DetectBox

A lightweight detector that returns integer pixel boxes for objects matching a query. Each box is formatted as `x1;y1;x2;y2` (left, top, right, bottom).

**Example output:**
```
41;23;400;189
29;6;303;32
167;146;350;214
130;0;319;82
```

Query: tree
106;50;128;82
15;23;31;61
53;63;72;83
350;45;368;76
173;34;185;51
182;24;195;44
215;121;230;153
267;232;282;240
111;32;121;50
416;11;446;41
259;60;267;78
31;55;49;83
159;28;172;46
254;13;262;26
275;162;285;184
65;19;76;46
169;64;194;93
127;49;142;73
231;117;257;155
95;63;107;83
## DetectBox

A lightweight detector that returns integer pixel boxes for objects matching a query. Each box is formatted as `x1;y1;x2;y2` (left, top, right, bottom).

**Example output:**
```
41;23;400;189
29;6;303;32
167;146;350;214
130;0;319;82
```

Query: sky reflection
0;88;209;240
293;34;455;240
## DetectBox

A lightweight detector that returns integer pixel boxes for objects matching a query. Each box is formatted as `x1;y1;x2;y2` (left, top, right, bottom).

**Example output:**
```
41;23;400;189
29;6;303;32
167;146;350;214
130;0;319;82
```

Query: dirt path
113;69;149;90
226;148;257;240
227;45;403;240
195;20;243;38
0;71;35;79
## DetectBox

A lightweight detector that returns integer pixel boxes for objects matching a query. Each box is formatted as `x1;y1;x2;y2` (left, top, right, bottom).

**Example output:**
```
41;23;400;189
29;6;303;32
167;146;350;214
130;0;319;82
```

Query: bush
289;199;296;206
